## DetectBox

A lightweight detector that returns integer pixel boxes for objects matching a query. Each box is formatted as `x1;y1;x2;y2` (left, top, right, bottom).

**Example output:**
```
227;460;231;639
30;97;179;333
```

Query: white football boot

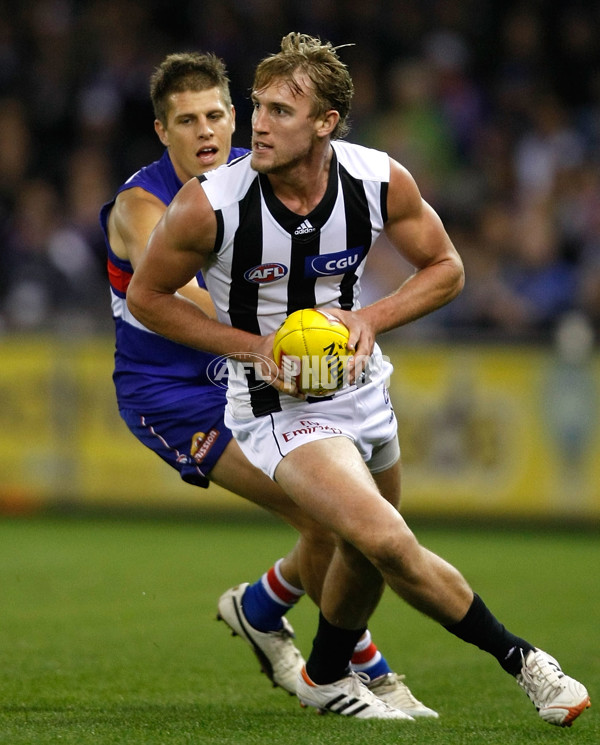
366;672;439;718
217;583;304;694
296;666;414;720
516;648;591;726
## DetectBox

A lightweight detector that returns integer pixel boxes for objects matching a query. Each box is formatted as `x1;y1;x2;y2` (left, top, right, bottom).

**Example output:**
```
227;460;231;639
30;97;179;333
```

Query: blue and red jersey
99;148;248;412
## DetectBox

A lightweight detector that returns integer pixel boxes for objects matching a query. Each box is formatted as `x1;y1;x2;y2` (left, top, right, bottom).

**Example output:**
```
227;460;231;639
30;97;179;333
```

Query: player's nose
197;118;214;138
252;107;268;133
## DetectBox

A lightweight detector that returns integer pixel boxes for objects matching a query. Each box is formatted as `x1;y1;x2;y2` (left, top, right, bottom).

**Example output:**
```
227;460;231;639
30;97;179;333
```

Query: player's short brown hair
253;32;354;140
150;52;232;125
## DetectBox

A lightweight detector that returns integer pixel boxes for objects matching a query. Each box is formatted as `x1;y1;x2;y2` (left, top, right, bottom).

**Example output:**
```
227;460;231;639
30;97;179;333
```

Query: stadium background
0;0;599;523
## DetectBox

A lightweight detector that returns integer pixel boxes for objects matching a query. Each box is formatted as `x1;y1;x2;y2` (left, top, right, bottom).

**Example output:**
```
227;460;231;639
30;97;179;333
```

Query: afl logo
244;263;289;284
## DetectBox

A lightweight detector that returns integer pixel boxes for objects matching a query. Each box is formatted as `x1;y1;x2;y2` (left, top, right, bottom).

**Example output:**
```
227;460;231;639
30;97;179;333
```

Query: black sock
305;612;366;685
444;593;535;676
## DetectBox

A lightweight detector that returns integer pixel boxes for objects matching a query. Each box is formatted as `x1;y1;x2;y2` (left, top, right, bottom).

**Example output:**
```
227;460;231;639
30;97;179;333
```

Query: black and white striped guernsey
200;140;391;420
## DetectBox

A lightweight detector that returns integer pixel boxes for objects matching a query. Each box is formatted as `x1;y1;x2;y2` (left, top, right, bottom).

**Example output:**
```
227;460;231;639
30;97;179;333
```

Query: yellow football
273;308;350;396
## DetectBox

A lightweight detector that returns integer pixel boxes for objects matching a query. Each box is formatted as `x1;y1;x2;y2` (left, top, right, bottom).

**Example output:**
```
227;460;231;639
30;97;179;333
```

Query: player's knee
360;525;421;579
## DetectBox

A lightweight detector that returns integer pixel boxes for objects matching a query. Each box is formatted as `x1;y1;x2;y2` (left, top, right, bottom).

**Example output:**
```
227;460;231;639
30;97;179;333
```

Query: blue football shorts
120;390;233;488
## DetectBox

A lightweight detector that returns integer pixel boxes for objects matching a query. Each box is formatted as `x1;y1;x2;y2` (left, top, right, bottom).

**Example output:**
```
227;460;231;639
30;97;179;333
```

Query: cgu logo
244;262;289;284
305;247;365;277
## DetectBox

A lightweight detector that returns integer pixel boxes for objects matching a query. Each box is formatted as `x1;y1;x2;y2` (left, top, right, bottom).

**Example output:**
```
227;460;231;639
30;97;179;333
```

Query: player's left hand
319;307;374;385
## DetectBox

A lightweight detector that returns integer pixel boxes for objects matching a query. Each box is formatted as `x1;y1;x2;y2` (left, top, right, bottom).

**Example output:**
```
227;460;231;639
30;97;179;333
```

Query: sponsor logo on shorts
244;263;288;284
282;419;343;443
191;429;219;463
304;247;365;277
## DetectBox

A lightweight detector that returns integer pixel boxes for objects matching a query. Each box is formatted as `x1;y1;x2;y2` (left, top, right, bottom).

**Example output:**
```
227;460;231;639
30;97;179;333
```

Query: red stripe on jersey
107;258;132;294
266;566;299;606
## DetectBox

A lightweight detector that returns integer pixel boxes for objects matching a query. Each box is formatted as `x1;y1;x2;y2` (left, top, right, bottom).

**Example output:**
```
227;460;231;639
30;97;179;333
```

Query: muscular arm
367;159;464;330
330;159;464;358
127;177;272;361
109;186;217;317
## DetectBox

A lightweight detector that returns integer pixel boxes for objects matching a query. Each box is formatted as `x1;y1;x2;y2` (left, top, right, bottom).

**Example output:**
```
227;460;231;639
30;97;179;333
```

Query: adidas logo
294;219;315;236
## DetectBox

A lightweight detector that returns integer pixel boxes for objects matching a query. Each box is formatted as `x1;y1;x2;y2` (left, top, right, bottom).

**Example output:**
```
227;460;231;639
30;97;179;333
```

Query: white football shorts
225;378;400;481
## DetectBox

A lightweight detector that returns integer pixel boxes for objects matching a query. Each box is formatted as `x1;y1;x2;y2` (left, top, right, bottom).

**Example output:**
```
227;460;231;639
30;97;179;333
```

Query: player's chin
250;149;277;172
250;158;270;174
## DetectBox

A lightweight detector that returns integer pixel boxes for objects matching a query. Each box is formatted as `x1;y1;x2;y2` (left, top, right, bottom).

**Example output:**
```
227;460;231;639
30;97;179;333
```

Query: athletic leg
275;436;473;628
212;438;402;699
276;436;589;725
121;398;430;707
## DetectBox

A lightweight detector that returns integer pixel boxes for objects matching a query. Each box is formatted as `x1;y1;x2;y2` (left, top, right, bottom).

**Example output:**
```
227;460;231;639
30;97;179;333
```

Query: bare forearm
361;257;464;335
127;287;259;358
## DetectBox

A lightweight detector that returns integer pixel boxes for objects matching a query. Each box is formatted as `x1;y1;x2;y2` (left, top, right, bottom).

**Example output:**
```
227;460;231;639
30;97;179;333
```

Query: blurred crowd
0;0;599;344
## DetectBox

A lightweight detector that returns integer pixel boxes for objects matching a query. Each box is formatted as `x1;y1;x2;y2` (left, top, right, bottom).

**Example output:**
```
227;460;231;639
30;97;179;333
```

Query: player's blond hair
253;32;354;139
150;52;232;126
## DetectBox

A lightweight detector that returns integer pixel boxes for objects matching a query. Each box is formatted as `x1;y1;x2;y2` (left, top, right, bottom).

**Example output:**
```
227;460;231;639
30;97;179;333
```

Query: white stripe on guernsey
362;177;386;237
205;202;241;328
110;290;159;334
313;195;364;310
332;140;390;182
253;199;293;335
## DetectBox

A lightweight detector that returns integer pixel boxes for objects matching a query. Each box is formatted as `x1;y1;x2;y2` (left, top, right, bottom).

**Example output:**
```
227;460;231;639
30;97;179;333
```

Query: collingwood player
101;51;434;714
128;34;590;724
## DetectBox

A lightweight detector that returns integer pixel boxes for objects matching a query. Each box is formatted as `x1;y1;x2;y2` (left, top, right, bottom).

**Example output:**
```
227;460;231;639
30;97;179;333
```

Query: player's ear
230;105;236;134
315;109;339;138
154;119;169;146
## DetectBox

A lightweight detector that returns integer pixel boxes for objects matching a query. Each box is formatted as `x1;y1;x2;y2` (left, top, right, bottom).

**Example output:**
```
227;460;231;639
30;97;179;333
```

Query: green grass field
0;516;597;744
